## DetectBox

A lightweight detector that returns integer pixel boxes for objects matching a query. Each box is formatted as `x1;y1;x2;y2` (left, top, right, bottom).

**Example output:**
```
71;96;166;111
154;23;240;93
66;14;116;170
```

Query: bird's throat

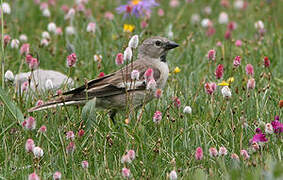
160;54;167;62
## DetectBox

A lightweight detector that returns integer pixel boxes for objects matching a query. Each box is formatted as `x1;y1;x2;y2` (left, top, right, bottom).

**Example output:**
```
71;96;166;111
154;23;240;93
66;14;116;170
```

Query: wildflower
209;147;218;157
204;82;217;95
169;170;178;180
195;147;203;160
104;11;114;20
144;68;153;82
219;147;228;156
221;86;232;98
23;117;36;130
22;81;29;91
65;26;75;35
153;111;162;123
173;67;181;73
28;172;40;180
231;153;239;160
155;89;162;98
55;27;63;35
1;2;11;14
158;8;164;16
39;125;47;133
78;129;85;137
53;171;62;180
93;54;102;62
98;72;105;77
216;41;222;47
40;2;48;10
218;12;229;24
11;39;20;49
41;39;49;47
42;8;51;17
265;123;273;134
123;24;135;33
233;56;241;67
29;58;39;70
48;22;57;33
19;34;28;42
207;49;216;61
128;35;139;49
254;20;264;30
127;150;135;160
81;160;89;169
227;21;237;31
206;27;216;37
67;53;77;67
251;142;260;152
227;77;234;84
66;142;75;154
86;22;96;33
20;43;30;55
124;47;132;61
245;64;254;76
121;154;132;163
131;70;140;80
183;106;192;114
250;128;268;143
65;8;75;20
279;100;283;108
218;81;229;86
3;35;11;46
235;40;242;47
271;119;283;133
240;149;250;160
247;78;255;90
201;18;212;28
25;139;35;152
115;53;124;65
234;0;244;9
116;0;158;18
36;100;43;107
122;168;131;178
170;0;179;7
5;70;14;82
66;131;75;140
173;97;181;108
191;14;200;24
147;78;156;90
224;30;231;39
33;146;44;158
263;57;270;67
215;64;224;79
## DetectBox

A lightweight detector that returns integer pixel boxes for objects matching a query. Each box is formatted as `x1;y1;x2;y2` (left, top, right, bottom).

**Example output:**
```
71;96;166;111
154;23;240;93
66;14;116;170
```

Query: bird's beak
164;41;179;50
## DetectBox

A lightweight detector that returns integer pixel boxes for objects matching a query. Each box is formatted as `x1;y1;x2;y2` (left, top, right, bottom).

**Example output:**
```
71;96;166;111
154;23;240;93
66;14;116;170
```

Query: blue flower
116;0;158;18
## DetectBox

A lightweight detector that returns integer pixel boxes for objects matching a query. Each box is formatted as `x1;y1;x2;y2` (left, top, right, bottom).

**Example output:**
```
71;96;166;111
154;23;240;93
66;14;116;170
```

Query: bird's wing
63;60;161;100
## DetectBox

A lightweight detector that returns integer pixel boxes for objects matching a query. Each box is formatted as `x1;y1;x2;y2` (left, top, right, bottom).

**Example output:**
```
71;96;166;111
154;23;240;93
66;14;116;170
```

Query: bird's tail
28;97;86;112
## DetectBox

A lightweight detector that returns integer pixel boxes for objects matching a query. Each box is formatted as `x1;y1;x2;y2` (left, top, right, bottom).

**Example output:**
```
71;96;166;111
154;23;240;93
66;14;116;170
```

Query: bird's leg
109;110;117;124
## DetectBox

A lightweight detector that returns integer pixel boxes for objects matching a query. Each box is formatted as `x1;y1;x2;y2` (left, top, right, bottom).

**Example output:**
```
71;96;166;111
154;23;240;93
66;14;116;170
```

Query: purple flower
116;0;158;18
250;128;268;143
271;119;283;133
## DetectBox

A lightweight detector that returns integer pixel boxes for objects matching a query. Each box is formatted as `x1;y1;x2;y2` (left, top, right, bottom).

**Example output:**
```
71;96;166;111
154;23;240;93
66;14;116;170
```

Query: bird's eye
155;40;162;46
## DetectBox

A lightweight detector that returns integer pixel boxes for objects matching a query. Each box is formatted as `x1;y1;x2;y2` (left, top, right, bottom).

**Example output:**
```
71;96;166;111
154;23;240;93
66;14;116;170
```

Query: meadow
0;0;283;179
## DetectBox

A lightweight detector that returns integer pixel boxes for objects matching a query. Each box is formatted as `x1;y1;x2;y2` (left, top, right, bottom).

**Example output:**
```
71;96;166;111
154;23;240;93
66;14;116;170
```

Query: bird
28;36;179;121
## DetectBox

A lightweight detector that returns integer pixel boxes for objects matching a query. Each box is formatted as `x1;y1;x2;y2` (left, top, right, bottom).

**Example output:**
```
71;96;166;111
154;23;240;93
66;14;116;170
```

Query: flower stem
1;0;5;89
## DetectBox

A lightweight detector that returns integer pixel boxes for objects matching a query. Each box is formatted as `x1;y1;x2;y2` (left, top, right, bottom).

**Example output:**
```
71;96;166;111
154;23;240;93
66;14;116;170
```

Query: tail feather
28;99;85;112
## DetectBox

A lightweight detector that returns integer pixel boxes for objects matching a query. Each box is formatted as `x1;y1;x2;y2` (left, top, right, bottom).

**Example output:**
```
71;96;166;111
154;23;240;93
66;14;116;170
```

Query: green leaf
0;87;24;123
82;98;97;130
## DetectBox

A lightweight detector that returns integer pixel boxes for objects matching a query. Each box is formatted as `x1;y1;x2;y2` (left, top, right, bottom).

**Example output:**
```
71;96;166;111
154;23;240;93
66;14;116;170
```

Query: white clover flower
11;39;20;49
1;2;11;14
93;54;102;62
201;18;212;28
19;34;28;42
40;39;49;47
47;22;57;33
42;31;50;39
146;79;156;90
65;26;75;35
169;170;177;180
218;12;229;24
33;146;44;158
191;14;200;24
131;70;140;80
42;8;51;17
123;47;132;61
128;35;139;49
234;0;244;9
265;123;273;134
254;20;264;30
221;86;232;98
65;8;75;20
5;70;14;82
86;22;96;33
183;106;192;114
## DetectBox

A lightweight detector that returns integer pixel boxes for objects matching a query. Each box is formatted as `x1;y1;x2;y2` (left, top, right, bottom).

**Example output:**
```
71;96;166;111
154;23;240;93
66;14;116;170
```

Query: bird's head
138;36;179;61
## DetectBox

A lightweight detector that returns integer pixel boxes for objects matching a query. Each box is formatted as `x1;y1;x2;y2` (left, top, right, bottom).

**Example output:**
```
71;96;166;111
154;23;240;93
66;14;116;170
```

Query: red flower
215;64;224;79
263;56;270;67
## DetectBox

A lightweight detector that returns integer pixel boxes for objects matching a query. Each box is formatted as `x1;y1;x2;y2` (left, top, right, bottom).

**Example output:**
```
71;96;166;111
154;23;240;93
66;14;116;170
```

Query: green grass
0;0;283;179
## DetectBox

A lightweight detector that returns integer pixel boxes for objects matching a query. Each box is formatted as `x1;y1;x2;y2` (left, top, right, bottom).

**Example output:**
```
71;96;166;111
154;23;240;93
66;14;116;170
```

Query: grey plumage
28;36;179;118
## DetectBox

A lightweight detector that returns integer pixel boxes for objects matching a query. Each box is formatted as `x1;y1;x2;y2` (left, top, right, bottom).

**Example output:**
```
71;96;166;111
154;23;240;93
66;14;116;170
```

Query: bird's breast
157;62;169;88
